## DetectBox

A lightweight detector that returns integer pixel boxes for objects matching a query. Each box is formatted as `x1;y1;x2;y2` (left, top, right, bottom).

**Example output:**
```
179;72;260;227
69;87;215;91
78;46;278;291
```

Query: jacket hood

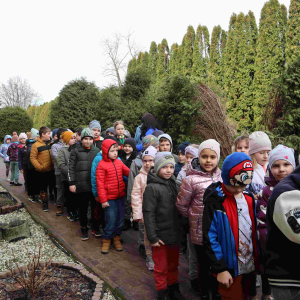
264;165;278;187
158;133;173;152
186;157;221;179
26;139;35;146
4;135;12;143
101;139;118;162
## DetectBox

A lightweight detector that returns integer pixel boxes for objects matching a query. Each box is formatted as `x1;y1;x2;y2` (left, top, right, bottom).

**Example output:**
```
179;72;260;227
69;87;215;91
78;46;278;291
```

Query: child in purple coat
257;145;295;300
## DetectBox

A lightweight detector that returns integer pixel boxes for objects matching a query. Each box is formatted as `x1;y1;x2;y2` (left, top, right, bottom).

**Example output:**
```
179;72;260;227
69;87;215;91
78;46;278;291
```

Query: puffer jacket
143;169;182;245
96;139;130;203
7;142;19;162
26;139;36;170
68;143;99;193
131;167;148;220
57;145;71;181
127;154;143;205
52;141;64;175
0;135;12;162
30;137;54;172
176;157;222;245
18;144;27;170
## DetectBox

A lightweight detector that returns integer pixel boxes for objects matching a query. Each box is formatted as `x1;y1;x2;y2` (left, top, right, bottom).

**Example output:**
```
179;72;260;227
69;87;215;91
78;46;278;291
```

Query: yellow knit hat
61;131;75;145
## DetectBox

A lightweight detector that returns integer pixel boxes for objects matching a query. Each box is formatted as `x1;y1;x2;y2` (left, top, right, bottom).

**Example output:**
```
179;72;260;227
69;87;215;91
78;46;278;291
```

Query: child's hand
69;185;76;193
20;169;23;174
102;202;109;209
151;240;165;247
217;271;233;288
254;194;258;200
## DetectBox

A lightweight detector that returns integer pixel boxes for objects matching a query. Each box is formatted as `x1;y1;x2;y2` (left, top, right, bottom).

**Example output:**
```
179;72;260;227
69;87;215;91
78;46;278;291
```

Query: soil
0;193;17;208
0;266;96;300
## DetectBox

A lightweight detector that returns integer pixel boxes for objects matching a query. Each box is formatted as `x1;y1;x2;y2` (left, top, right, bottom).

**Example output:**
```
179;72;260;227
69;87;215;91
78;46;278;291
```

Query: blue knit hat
177;141;191;154
221;152;253;186
89;120;101;132
52;128;58;137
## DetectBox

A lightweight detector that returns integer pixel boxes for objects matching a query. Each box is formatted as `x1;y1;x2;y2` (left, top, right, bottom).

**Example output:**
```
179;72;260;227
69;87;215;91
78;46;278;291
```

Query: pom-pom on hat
143;135;159;150
178;141;191;154
31;128;39;140
61;131;75;145
222;152;253;186
154;152;175;174
11;132;19;143
26;132;31;139
198;139;220;162
89;120;101;132
248;131;272;155
19;133;28;140
81;128;94;140
124;137;136;152
268;145;296;170
143;146;157;159
185;145;198;158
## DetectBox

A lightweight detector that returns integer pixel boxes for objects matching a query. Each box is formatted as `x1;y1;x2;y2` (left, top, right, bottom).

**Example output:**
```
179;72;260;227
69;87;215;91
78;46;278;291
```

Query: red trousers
152;244;180;291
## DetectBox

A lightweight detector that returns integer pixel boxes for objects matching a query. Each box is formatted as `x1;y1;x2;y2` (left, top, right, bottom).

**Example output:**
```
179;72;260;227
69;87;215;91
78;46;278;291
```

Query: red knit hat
11;132;19;143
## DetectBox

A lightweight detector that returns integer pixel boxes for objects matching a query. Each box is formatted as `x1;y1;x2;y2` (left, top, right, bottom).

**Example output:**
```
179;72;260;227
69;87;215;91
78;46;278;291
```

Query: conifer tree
286;0;300;66
140;51;149;71
182;25;195;76
127;57;137;74
252;0;286;130
169;43;179;75
156;39;169;83
148;41;158;81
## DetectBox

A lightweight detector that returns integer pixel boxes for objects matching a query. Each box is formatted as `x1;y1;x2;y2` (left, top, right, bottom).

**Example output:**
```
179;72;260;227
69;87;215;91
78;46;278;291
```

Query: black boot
156;289;169;300
168;283;186;300
132;221;139;231
190;278;201;295
122;219;131;231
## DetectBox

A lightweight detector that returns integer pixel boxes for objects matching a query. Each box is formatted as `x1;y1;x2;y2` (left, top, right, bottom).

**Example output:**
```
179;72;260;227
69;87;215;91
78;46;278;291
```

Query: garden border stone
0;191;23;215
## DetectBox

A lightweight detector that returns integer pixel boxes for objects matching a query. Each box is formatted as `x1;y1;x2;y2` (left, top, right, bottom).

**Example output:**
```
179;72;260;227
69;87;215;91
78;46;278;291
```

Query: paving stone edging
0;261;104;299
0;190;23;215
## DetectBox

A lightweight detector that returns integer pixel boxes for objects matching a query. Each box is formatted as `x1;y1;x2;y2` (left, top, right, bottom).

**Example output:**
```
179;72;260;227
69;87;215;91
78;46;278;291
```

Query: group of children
1;121;299;300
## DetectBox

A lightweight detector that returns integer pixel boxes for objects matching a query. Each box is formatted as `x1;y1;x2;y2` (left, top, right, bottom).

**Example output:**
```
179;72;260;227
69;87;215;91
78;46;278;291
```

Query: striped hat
154;152;175;174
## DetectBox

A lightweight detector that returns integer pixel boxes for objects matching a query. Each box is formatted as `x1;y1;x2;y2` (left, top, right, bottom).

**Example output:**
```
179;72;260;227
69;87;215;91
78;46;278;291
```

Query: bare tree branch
0;77;40;109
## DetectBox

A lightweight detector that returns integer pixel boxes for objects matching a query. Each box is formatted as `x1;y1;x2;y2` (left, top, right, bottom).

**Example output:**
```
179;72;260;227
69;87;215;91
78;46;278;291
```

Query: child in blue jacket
0;135;12;181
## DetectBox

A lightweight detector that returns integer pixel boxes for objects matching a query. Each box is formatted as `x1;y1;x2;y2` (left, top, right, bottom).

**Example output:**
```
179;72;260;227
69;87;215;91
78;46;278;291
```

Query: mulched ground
0;193;16;208
0;266;96;300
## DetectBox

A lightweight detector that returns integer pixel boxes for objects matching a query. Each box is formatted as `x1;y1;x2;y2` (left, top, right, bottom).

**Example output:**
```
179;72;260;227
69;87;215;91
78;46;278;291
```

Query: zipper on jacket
112;161;120;198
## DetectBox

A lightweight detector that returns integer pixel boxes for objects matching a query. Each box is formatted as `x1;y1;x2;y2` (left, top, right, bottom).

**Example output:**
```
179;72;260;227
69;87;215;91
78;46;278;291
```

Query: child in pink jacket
132;146;157;271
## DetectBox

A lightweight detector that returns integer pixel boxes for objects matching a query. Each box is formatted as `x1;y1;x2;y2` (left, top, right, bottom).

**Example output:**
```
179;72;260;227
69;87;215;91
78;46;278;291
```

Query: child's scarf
118;135;125;145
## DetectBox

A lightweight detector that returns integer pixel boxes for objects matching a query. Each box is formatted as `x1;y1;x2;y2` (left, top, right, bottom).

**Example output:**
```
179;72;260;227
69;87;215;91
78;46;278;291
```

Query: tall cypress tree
169;43;179;75
156;39;169;83
140;51;149;71
127;57;137;74
182;25;195;76
252;0;286;130
286;0;300;66
148;41;158;81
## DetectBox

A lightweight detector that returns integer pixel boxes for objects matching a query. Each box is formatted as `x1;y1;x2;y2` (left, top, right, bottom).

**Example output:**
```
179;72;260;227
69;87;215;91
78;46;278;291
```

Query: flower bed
0;186;23;215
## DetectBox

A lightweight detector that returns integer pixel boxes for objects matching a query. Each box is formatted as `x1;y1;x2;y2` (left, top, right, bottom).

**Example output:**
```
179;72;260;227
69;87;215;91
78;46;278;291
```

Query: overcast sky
0;0;291;104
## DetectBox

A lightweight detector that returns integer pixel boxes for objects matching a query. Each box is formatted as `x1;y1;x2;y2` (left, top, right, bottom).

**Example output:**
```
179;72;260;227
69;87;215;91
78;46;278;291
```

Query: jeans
187;235;198;280
103;198;125;239
10;161;19;182
272;287;300;300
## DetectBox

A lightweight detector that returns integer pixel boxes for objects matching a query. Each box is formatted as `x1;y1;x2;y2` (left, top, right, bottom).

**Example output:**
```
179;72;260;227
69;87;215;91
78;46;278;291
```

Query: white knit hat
142;146;157;159
198;139;220;162
248;131;272;155
19;132;28;140
185;145;198;158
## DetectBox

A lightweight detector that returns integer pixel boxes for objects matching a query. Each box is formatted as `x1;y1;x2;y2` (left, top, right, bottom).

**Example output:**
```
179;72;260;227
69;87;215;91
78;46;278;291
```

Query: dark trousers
103;198;125;239
194;244;219;297
152;244;180;291
27;168;39;197
63;181;78;214
37;171;53;194
94;201;106;229
5;162;10;177
78;191;100;229
23;166;28;189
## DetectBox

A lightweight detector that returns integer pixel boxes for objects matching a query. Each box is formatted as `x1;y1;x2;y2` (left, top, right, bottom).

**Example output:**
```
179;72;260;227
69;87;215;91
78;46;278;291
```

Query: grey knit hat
154;152;175;174
89;120;101;132
81;128;94;140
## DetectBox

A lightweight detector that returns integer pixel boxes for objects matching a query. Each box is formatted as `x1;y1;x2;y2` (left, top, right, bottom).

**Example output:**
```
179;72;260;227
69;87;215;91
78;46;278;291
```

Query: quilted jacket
57;145;70;181
176;157;222;245
96;139;130;203
0;135;12;162
7;143;19;162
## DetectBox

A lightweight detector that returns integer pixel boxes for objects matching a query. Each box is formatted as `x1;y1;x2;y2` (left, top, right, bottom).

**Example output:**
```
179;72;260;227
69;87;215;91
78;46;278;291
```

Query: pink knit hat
248;131;272;155
198;139;220;162
19;132;28;140
11;132;19;143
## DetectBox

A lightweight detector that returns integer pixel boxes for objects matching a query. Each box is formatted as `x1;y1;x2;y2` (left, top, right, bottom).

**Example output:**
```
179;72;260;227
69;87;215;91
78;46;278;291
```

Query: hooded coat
96;139;130;203
158;133;179;163
0;135;12;162
176;157;222;245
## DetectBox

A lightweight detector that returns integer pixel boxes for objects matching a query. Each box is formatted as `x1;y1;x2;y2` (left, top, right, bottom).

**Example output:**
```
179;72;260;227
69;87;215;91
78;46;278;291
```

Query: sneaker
14;182;22;186
10;181;15;186
67;213;76;222
6;177;10;182
56;205;63;216
146;256;154;271
138;245;147;259
92;229;102;238
28;196;39;203
256;278;261;287
122;219;131;231
81;227;89;241
42;202;49;212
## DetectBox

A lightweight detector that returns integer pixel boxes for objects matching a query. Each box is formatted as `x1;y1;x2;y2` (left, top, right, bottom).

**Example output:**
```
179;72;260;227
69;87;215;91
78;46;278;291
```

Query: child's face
82;137;93;148
6;139;11;144
254;150;270;166
271;160;294;181
115;124;125;136
123;144;133;155
19;138;26;144
186;153;195;164
42;132;51;142
142;155;154;172
199;148;218;174
108;145;118;160
75;133;81;142
155;145;160;152
158;163;174;180
107;132;114;136
236;140;249;155
68;136;76;146
159;140;171;152
178;152;186;164
53;135;58;141
224;184;247;196
92;128;100;138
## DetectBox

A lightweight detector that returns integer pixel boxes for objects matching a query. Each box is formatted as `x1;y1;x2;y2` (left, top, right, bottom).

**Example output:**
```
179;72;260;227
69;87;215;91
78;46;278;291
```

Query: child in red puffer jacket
96;139;130;254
